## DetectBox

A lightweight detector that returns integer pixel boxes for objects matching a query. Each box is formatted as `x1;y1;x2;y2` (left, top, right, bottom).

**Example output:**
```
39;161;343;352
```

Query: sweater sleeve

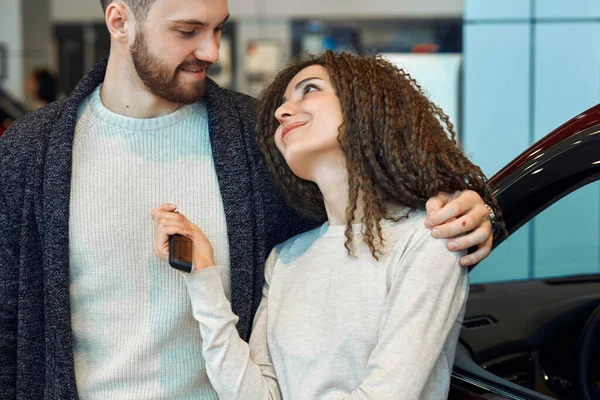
183;249;281;400
0;134;20;399
324;230;469;400
0;179;18;399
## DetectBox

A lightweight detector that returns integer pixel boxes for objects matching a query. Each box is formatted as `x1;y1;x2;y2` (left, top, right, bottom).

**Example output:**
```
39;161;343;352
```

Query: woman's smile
281;121;309;139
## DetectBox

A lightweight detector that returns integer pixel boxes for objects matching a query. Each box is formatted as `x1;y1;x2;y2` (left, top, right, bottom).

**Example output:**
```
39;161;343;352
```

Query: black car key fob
169;234;194;273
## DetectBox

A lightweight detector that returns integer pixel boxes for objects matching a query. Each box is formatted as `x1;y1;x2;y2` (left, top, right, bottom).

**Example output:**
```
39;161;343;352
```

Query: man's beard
130;30;210;104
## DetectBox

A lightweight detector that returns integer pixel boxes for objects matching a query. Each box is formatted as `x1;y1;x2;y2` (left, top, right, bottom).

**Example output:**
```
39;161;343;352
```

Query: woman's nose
275;101;296;124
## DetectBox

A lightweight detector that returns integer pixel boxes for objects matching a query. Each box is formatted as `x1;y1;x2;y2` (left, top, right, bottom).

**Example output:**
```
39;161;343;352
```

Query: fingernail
448;241;458;250
461;257;470;266
425;220;433;228
431;228;440;238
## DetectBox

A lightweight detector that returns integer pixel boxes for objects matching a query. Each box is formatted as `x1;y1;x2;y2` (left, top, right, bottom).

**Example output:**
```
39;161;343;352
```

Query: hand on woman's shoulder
386;210;468;288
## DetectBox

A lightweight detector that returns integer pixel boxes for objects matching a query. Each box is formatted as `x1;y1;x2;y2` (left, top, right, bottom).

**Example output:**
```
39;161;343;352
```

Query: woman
151;51;503;399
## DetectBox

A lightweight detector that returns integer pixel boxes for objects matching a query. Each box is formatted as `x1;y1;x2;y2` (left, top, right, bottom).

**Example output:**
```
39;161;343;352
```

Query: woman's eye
303;84;318;94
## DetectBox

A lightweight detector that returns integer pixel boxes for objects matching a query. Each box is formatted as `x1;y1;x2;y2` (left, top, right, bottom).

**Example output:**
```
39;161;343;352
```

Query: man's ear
105;1;133;43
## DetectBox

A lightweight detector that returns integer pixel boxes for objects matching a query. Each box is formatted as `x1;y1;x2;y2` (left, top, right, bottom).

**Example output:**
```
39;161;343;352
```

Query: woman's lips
282;122;308;139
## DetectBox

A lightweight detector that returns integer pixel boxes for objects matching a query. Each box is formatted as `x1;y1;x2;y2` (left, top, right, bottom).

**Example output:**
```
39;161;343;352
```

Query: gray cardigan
0;59;317;400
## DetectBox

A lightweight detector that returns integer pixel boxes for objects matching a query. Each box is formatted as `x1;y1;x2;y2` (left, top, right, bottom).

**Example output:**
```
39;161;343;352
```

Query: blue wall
463;0;600;283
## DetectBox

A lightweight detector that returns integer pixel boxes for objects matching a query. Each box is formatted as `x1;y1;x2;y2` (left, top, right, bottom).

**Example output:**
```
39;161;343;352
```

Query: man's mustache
179;61;212;70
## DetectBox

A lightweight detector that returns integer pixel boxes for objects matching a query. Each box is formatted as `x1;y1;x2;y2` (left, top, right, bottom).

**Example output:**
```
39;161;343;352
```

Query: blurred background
1;0;599;284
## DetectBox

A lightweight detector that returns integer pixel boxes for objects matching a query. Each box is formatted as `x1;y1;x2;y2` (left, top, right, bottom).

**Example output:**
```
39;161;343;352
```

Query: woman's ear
105;1;132;44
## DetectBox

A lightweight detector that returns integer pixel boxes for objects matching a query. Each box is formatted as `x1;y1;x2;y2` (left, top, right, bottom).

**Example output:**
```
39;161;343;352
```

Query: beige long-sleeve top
184;211;469;400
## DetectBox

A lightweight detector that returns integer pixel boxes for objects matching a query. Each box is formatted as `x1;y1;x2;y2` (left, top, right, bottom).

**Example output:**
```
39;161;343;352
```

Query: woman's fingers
150;204;215;270
150;203;178;217
152;223;192;261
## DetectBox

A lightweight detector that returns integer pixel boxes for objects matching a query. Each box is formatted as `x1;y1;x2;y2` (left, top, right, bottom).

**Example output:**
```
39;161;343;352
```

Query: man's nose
194;36;220;64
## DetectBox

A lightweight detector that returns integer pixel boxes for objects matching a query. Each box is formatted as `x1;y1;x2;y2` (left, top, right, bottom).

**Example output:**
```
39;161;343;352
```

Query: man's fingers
425;198;468;228
424;189;495;266
460;235;493;267
431;208;490;239
427;193;488;228
425;192;451;217
445;223;492;251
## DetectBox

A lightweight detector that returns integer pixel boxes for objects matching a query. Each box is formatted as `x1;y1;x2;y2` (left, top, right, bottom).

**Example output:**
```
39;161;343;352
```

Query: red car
449;104;600;399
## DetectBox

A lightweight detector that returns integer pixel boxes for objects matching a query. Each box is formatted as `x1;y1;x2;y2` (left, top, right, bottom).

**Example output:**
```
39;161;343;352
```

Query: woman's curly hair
256;50;504;259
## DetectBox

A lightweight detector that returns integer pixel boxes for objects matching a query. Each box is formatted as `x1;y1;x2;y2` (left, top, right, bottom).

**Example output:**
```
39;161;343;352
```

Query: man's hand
424;190;493;267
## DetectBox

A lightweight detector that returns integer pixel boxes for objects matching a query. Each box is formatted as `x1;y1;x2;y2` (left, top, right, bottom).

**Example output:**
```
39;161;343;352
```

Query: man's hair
100;0;157;21
256;50;505;259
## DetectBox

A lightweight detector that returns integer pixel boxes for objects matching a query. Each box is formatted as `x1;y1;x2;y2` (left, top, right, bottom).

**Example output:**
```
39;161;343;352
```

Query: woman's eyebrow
294;76;324;90
281;77;325;103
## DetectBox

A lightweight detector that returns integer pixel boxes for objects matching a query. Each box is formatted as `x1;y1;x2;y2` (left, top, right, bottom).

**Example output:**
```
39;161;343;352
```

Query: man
0;0;496;398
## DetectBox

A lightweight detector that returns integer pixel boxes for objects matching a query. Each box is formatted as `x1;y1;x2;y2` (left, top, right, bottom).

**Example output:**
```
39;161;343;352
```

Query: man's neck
101;56;184;119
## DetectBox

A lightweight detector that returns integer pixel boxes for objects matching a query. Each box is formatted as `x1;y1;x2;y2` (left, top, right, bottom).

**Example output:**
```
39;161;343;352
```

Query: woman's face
274;65;345;181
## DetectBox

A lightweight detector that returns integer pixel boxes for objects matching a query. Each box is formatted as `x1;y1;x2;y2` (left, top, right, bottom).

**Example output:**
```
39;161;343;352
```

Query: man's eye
215;25;226;33
178;30;196;37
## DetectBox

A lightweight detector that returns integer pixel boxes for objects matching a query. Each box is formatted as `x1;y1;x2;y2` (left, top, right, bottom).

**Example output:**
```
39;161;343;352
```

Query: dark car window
472;181;600;283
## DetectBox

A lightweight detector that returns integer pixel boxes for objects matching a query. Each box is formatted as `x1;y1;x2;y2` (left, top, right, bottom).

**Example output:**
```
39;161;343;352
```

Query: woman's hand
424;190;493;267
151;203;216;271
